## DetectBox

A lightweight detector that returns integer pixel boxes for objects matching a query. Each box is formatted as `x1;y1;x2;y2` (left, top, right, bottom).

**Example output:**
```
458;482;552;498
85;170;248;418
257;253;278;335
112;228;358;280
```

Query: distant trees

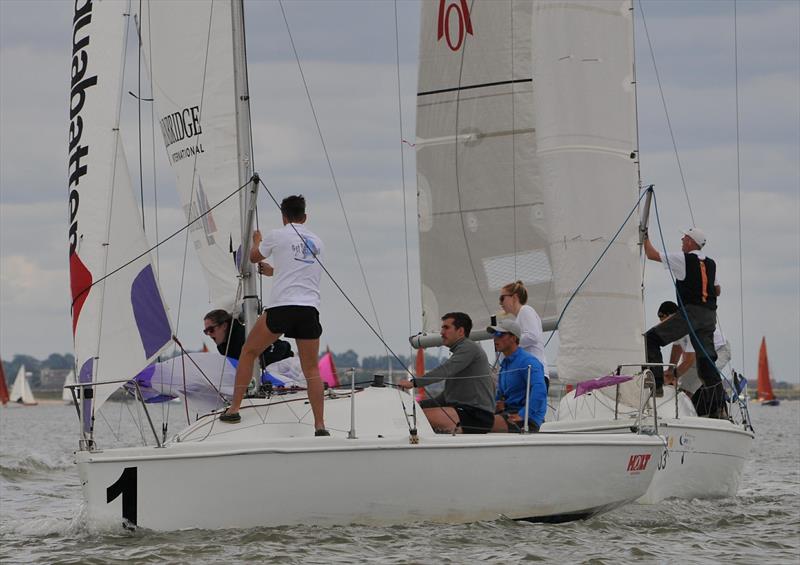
2;353;74;389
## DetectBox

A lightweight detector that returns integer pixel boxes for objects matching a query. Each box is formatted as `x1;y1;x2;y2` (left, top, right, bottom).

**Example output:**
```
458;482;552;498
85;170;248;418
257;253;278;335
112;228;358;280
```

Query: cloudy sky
1;0;798;384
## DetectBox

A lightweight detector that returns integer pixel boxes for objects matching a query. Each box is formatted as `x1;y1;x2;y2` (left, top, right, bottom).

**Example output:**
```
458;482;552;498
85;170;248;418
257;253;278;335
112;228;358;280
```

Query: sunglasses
499;294;512;303
203;324;219;335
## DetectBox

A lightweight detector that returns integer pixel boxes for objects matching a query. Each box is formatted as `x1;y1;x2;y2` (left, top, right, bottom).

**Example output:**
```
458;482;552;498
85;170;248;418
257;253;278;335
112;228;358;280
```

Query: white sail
62;370;76;404
140;0;247;312
532;0;643;383
416;0;556;332
68;0;172;432
9;365;37;405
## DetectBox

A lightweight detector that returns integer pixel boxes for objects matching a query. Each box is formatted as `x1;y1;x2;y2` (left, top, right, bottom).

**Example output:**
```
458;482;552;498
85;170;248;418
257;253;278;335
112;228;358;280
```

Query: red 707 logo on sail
626;453;652;474
437;0;473;51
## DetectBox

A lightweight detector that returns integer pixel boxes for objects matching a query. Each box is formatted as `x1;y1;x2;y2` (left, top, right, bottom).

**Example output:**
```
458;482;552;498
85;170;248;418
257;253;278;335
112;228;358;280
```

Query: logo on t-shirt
293;236;319;264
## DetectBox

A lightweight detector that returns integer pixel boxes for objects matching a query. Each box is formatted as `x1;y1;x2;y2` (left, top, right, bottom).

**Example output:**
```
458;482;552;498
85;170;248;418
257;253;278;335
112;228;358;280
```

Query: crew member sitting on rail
398;312;495;434
487;319;547;432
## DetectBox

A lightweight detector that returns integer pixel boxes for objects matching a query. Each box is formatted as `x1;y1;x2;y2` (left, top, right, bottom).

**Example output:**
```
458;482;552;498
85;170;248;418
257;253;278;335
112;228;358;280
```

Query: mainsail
416;0;643;382
416;0;556;332
140;0;249;312
68;0;172;432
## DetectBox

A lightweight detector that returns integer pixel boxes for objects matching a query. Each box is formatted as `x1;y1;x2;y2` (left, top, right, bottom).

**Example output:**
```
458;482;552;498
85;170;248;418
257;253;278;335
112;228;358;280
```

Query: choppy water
1;400;798;564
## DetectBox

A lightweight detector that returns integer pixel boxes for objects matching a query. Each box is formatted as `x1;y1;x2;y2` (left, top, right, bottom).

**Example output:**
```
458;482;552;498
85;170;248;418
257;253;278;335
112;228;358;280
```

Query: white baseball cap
681;227;707;248
486;319;522;338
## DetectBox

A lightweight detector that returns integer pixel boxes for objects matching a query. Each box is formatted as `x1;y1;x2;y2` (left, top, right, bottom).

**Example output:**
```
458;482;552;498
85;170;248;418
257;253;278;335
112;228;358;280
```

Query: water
1;401;798;564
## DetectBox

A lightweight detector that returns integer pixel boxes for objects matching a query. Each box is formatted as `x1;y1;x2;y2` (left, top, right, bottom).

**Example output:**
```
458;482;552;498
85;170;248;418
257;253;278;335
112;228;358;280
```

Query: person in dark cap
487;319;547;432
643;228;725;418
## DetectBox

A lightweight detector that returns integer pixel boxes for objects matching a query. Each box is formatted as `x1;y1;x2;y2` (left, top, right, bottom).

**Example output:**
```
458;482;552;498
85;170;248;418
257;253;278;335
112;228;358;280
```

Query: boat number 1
656;450;668;471
107;467;137;526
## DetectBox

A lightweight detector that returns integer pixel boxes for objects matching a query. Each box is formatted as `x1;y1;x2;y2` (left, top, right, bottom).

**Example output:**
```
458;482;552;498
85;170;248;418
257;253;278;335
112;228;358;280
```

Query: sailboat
757;337;779;406
68;0;662;530
9;365;37;406
62;370;76;405
0;359;9;405
494;2;754;502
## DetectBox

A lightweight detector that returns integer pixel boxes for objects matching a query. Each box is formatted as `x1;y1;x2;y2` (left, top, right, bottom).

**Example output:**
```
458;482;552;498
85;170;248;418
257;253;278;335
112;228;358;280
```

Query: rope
544;187;652;347
637;0;695;225
651;190;744;407
71;179;251;307
277;0;386;344
451;0;493;318
257;178;415;378
393;0;413;360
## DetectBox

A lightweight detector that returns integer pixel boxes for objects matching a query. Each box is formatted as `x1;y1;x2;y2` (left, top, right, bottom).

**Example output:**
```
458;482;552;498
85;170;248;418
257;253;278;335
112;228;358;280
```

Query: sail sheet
68;0;172;431
140;0;245;311
416;0;556;332
532;0;643;382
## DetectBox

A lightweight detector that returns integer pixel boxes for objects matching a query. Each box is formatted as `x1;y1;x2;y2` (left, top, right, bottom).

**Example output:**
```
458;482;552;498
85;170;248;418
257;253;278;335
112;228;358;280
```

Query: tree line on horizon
1;349;445;389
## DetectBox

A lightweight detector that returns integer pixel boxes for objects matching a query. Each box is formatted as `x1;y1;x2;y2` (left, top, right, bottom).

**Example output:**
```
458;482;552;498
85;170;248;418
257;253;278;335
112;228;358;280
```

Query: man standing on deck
220;195;328;436
398;313;495;434
643;228;725;418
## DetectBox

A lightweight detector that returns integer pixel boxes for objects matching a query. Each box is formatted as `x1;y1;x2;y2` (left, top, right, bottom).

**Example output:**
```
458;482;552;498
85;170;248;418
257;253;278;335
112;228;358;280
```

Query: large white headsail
141;0;246;312
532;0;643;383
68;0;173;432
416;0;556;332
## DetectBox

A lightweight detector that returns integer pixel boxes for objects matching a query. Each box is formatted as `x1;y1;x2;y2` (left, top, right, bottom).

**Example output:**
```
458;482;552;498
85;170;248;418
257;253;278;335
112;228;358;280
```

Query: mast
230;0;259;337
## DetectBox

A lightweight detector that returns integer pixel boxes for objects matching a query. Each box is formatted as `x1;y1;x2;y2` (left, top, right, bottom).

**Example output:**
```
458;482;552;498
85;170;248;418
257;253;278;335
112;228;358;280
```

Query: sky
1;0;798;384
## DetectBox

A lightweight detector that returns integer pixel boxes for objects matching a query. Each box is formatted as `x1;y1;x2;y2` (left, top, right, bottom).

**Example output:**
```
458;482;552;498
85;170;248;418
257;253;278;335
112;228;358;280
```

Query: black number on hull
107;466;137;526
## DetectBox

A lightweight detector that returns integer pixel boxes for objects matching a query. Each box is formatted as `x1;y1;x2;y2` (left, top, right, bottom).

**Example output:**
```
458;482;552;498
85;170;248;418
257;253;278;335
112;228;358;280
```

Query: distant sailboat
9;365;37;406
757;337;780;406
63;370;76;404
0;359;9;405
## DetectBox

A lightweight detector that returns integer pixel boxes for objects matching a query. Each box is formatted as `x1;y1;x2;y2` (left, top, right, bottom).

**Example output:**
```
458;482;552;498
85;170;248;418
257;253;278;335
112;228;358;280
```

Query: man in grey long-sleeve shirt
399;312;494;434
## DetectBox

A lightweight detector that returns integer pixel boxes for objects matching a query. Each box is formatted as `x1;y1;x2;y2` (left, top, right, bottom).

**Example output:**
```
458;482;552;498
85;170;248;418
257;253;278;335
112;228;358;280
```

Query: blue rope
650;191;749;416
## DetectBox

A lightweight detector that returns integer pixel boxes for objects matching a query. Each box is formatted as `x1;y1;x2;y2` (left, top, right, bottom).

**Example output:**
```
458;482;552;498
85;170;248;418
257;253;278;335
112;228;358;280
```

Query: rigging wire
544;188;652;347
451;0;493;318
136;0;145;228
258;178;415;378
637;0;695;226
734;0;747;373
393;0;414;361
71;179;251;306
277;0;387;344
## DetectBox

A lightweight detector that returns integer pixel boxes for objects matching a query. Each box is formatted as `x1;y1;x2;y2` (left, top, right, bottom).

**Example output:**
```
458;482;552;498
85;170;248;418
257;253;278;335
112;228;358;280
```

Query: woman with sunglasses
498;281;549;389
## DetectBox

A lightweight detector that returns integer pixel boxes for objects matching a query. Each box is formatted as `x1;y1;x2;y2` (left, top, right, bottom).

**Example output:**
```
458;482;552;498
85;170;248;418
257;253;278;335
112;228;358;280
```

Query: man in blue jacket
487;319;547;432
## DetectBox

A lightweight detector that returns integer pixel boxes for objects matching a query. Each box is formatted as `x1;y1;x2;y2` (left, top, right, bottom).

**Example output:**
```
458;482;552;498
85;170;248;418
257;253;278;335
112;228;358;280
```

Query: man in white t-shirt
220;195;328;436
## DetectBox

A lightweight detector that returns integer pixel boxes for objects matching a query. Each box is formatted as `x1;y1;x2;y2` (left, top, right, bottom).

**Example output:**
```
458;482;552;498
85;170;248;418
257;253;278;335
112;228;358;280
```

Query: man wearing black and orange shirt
643;227;725;418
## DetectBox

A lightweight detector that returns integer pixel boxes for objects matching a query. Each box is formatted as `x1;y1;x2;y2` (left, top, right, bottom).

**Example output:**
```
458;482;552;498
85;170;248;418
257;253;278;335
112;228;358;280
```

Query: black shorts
454;405;494;434
265;306;322;340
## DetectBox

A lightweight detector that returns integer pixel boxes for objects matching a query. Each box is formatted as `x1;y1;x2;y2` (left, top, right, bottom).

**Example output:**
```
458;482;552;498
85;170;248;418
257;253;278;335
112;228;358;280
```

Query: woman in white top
499;280;549;387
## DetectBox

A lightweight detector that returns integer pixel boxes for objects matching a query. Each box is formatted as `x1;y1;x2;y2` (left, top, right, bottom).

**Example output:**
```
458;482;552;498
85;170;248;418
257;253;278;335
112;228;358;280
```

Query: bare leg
296;338;325;431
227;312;281;414
422;407;461;434
491;415;509;433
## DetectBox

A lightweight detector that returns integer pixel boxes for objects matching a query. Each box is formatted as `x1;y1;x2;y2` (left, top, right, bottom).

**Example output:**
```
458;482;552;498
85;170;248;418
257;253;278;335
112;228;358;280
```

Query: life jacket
676;253;717;310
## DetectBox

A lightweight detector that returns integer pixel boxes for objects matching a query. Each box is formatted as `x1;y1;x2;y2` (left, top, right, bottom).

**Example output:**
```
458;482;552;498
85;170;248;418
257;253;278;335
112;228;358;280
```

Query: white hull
76;387;662;530
545;387;754;503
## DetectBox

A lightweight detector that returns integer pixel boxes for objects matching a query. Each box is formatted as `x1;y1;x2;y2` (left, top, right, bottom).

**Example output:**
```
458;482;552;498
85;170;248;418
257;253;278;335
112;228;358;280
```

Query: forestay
532;0;643;383
68;0;172;432
416;0;556;332
140;0;246;311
